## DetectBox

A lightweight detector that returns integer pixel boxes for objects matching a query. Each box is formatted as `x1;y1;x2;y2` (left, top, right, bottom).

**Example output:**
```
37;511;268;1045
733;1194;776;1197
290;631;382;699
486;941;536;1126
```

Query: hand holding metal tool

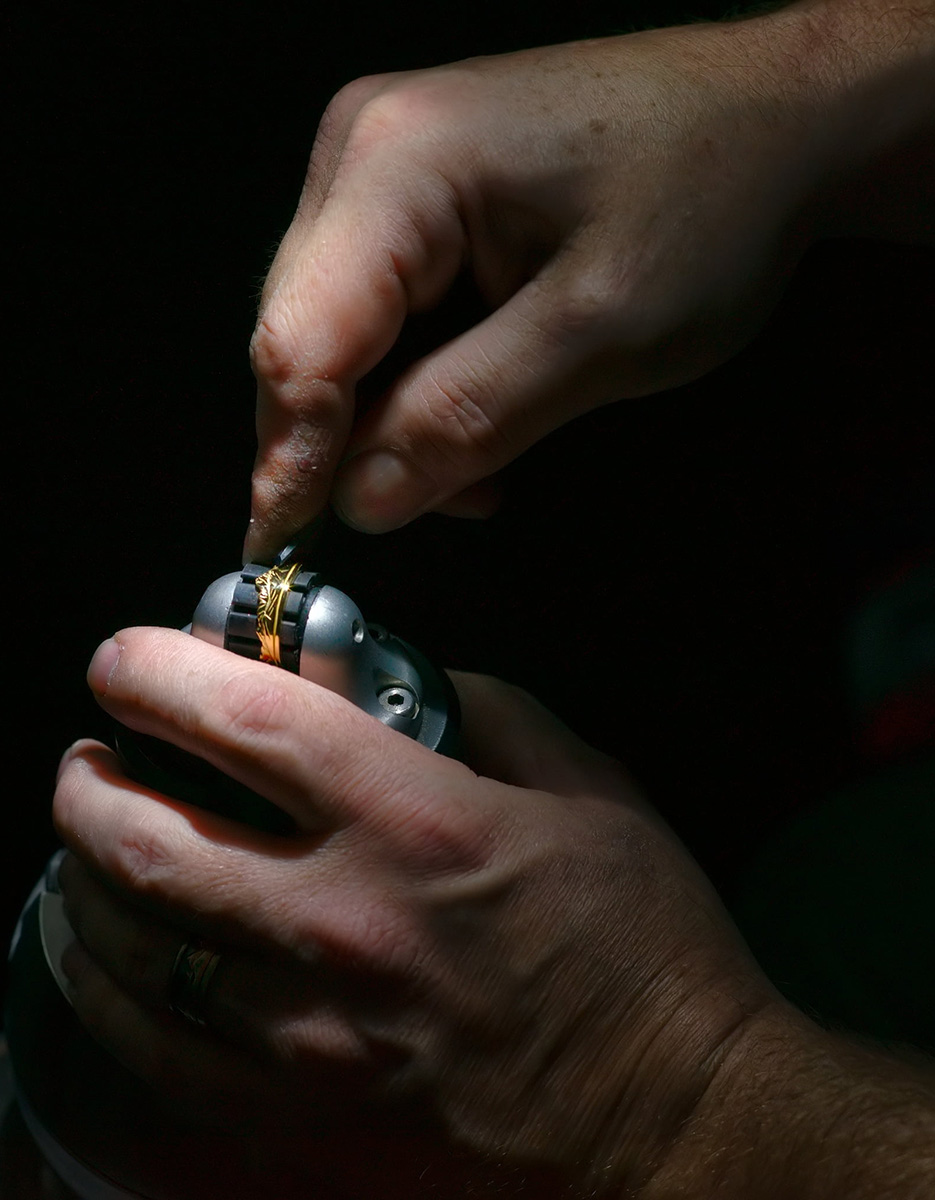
115;550;459;832
5;554;458;1199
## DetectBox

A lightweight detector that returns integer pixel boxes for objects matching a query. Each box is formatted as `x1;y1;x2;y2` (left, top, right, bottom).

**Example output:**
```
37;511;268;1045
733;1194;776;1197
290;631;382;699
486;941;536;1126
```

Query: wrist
643;1000;935;1200
744;0;935;241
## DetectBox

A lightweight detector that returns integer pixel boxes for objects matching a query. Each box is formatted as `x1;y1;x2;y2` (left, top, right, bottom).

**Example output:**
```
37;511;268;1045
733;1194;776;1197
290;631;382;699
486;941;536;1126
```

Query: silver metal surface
297;586;424;734
187;568;456;749
190;570;240;647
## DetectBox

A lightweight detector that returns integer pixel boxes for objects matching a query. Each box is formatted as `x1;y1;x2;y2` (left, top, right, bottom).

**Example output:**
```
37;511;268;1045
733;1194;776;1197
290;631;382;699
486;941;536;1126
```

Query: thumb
330;262;619;533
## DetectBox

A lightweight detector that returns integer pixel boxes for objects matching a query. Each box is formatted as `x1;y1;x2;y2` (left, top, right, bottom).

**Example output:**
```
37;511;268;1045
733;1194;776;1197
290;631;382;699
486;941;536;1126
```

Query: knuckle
421;361;507;466
262;1014;367;1075
112;820;177;893
345;80;449;160
251;311;346;429
384;788;490;873
322;895;422;977
322;72;395;133
210;669;297;753
249;310;300;386
303;74;406;223
347;91;413;155
552;262;625;340
258;1014;324;1068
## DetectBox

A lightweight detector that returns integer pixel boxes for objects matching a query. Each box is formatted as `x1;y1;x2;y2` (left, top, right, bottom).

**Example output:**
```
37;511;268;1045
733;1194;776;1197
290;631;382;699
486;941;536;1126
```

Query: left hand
54;628;779;1196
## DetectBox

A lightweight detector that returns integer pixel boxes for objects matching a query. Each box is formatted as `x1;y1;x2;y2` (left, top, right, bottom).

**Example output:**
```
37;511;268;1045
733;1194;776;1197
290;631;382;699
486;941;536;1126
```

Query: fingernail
87;637;121;695
333;450;433;533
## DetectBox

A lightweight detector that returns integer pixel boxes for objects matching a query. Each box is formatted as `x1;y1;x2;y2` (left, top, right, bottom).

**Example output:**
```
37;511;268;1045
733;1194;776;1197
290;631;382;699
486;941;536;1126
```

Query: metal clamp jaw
115;561;459;832
191;562;458;755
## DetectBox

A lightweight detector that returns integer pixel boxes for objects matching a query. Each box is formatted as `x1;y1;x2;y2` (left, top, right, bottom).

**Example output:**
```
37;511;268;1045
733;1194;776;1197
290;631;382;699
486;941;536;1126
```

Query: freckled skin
243;0;934;554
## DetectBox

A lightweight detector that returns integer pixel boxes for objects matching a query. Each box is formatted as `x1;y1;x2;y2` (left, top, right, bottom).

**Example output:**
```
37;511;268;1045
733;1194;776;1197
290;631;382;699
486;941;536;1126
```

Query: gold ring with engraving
254;562;301;665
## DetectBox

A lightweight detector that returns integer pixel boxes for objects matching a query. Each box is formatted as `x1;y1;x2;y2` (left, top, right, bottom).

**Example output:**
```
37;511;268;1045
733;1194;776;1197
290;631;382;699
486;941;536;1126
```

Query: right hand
245;10;840;556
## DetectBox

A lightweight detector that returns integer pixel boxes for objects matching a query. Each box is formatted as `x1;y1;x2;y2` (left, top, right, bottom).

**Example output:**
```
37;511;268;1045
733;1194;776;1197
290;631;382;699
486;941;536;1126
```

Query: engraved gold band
254;562;301;665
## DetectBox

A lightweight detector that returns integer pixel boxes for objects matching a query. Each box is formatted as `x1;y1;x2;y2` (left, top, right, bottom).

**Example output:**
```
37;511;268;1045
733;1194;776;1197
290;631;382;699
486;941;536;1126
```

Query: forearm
646;1002;935;1200
739;0;935;242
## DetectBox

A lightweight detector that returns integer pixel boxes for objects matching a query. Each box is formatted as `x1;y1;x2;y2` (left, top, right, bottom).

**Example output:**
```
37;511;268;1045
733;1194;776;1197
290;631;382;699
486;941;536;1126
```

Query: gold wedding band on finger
168;942;222;1027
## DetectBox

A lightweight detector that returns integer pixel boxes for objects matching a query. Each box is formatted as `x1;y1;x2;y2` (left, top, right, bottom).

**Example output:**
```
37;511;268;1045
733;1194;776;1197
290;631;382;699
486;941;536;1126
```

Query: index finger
245;109;466;561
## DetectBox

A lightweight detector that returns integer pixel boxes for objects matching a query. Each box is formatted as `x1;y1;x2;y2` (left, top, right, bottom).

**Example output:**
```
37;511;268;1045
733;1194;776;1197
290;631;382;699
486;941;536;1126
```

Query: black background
6;0;933;1006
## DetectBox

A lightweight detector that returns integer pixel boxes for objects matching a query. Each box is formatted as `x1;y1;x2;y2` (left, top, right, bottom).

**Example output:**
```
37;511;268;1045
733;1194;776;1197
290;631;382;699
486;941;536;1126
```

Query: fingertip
87;637;121;696
242;517;275;566
243;503;298;565
57;741;82;783
244;515;327;569
56;739;110;784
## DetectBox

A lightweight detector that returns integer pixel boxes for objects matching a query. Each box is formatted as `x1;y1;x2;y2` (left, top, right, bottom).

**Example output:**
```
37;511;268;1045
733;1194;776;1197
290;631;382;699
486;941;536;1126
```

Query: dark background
6;0;933;1011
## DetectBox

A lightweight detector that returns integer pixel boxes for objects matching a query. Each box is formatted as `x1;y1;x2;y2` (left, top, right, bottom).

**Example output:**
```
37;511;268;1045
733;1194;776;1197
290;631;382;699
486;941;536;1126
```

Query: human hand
243;0;935;556
53;628;779;1196
245;18;819;555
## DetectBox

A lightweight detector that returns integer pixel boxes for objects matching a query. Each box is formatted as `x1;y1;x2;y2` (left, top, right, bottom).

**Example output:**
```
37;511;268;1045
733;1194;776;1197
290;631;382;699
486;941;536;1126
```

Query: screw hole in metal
377;684;418;718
